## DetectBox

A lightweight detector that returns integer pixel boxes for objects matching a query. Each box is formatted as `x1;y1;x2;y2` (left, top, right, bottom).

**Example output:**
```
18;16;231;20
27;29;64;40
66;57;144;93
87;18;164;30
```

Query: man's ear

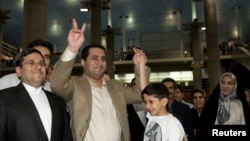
81;59;85;67
15;67;21;78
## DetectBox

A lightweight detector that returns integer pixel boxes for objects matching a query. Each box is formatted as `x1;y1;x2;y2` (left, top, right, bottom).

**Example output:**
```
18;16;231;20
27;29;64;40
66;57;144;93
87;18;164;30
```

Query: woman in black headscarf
190;89;206;141
197;72;250;141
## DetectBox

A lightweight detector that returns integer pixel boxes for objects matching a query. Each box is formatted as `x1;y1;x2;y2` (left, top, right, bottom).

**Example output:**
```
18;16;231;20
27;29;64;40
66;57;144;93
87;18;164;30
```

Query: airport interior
1;0;250;102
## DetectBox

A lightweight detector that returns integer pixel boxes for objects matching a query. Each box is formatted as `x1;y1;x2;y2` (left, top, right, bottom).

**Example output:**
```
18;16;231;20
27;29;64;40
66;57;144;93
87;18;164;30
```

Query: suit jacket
127;104;145;141
0;83;72;141
171;100;194;141
50;57;150;141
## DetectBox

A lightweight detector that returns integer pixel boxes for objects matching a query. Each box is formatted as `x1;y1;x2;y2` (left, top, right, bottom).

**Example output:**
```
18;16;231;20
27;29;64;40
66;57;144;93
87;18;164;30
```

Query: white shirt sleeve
61;47;78;62
0;73;20;90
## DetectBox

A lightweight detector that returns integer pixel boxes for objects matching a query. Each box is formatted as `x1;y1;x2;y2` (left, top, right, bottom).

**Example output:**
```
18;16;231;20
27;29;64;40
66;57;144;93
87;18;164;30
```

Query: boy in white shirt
142;83;187;141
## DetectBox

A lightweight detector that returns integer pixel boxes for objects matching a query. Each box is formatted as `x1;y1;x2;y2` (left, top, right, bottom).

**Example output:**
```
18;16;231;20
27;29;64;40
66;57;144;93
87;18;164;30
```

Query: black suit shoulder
0;85;26;103
0;86;19;95
173;100;191;114
0;83;72;141
172;100;194;141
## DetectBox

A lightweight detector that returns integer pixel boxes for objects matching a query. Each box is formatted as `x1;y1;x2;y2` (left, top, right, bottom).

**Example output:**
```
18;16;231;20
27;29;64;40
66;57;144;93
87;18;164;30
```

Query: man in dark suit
0;48;72;141
161;77;194;141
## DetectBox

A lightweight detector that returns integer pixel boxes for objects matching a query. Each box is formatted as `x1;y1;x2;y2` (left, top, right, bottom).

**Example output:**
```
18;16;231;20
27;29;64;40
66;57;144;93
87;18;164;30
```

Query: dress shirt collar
22;82;43;94
84;75;107;87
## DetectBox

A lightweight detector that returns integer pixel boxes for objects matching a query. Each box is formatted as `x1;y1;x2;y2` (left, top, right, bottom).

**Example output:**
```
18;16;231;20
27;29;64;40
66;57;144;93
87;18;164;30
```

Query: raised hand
67;18;87;53
133;47;147;68
132;47;148;90
137;51;147;66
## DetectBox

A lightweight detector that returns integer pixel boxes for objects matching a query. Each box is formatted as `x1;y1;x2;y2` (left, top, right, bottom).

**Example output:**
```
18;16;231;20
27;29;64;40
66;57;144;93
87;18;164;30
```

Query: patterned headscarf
217;72;238;125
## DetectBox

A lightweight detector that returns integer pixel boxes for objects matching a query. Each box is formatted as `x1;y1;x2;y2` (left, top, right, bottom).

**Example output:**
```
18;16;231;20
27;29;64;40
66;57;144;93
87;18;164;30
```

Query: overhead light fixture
0;9;11;24
201;26;206;30
200;22;206;30
80;8;89;12
80;1;90;12
102;0;111;10
80;0;111;12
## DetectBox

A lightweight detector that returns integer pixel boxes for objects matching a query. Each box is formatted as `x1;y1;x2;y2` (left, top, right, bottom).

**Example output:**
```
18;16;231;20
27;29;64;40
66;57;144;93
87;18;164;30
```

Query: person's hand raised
67;18;87;53
137;51;147;66
133;47;147;68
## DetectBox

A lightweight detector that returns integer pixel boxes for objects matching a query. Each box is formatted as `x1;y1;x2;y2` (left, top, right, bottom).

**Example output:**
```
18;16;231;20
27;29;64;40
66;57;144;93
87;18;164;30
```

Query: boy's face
143;94;168;116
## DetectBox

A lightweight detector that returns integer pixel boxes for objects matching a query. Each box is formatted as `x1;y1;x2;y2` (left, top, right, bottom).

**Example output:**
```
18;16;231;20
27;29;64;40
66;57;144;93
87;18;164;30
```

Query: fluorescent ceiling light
80;8;88;12
201;26;206;30
115;71;193;84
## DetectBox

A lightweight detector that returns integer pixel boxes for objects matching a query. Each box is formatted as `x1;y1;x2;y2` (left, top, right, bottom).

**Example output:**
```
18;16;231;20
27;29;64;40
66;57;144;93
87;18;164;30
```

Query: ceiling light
80;1;90;12
80;8;89;12
201;26;206;30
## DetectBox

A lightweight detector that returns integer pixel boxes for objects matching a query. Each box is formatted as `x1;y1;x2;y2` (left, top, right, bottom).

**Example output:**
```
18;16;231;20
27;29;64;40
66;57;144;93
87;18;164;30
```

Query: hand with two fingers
67;18;87;53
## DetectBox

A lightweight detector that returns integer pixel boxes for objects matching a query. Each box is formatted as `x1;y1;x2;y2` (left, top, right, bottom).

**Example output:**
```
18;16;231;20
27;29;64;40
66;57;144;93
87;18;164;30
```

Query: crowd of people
218;37;248;55
0;18;250;141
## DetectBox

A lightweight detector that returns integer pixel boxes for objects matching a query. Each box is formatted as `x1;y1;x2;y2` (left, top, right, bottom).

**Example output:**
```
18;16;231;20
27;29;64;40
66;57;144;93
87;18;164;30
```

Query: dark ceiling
1;0;250;53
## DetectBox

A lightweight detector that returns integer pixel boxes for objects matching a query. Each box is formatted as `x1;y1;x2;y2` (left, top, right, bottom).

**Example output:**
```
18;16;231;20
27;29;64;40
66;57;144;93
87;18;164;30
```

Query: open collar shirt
83;79;121;141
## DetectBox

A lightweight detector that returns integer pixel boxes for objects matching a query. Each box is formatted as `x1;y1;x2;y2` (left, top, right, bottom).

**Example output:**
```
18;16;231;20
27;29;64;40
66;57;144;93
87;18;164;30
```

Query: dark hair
161;77;177;89
81;44;106;60
141;83;169;100
14;48;44;67
27;39;53;54
176;85;183;93
191;89;206;98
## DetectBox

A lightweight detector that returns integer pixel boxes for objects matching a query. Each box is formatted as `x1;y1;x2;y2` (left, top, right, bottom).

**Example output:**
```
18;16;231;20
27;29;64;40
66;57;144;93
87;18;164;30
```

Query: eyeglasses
22;60;46;67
